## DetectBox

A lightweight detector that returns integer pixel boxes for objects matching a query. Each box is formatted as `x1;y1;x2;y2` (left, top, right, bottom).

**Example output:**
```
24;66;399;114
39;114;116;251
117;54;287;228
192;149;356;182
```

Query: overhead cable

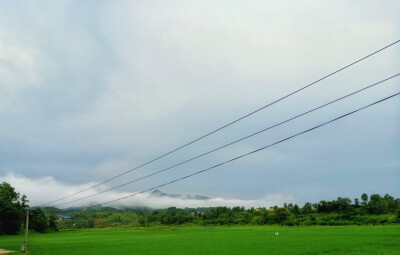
51;73;400;207
38;40;400;207
66;92;400;208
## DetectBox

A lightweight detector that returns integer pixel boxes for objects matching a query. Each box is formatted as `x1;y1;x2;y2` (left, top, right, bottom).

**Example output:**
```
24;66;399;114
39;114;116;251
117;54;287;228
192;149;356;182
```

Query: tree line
1;181;399;235
0;182;57;235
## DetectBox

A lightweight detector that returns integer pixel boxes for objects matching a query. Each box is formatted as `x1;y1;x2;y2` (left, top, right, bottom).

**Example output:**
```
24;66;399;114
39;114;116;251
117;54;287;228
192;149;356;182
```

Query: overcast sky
1;0;399;209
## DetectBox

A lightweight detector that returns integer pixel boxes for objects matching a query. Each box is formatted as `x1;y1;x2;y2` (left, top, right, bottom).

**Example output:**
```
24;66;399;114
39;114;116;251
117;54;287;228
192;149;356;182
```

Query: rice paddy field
0;225;399;255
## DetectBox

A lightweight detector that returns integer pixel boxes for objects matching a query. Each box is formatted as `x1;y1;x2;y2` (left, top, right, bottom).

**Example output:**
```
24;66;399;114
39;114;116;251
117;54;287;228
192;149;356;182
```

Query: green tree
368;194;387;214
354;198;360;208
29;208;48;233
301;202;313;214
48;214;58;232
334;197;352;212
317;200;330;213
0;182;28;235
383;194;396;213
291;204;301;216
361;193;368;209
275;208;292;223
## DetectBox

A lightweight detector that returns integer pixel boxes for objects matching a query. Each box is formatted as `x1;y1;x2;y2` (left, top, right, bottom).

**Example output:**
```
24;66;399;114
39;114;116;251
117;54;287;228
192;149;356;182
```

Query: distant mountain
151;189;210;200
43;190;211;211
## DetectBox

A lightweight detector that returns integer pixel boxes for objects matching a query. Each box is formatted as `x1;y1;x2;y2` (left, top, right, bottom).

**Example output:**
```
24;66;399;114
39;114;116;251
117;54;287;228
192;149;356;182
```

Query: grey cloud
0;0;399;204
2;172;295;209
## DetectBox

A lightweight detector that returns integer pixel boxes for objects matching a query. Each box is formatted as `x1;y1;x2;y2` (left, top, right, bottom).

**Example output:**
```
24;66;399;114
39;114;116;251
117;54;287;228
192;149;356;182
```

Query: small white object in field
275;232;279;235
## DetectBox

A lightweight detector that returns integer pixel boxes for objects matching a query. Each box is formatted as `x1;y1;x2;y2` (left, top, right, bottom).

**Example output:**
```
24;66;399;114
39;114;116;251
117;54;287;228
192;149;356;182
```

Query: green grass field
0;225;399;254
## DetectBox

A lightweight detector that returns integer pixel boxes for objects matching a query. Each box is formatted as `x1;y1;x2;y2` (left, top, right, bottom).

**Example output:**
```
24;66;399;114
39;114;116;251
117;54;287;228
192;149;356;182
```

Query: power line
78;92;400;208
38;40;400;207
51;73;400;207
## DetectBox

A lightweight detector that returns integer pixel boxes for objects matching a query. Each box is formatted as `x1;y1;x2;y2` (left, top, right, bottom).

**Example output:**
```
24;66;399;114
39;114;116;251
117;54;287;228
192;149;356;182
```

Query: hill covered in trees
42;193;400;230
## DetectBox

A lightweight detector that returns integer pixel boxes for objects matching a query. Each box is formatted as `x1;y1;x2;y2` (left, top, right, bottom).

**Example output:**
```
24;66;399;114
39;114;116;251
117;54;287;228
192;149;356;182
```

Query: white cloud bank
1;172;295;209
